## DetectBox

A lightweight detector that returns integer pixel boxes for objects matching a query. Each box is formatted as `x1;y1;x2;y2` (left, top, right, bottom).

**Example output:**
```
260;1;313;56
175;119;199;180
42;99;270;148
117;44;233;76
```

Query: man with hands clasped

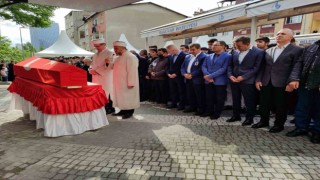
253;28;303;133
227;36;264;126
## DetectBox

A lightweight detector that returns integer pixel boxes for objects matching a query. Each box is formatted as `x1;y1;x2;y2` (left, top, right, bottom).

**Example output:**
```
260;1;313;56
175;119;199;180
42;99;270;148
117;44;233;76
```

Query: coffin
14;57;87;87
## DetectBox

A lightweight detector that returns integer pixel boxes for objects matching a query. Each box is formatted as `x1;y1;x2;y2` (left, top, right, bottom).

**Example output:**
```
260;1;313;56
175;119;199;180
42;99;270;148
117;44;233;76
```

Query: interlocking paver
0;85;320;180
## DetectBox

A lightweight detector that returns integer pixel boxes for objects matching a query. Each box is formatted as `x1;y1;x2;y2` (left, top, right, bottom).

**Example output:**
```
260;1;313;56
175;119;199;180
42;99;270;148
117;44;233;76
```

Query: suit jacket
150;57;169;80
256;44;303;87
167;51;187;78
180;52;207;84
138;56;149;78
228;46;264;84
202;52;230;85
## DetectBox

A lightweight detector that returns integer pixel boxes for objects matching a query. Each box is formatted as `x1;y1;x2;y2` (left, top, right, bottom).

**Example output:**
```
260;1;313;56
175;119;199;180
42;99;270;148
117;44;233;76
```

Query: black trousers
169;77;186;108
105;94;114;111
230;83;256;119
155;80;167;104
185;80;205;112
260;83;287;126
205;84;227;115
139;76;147;101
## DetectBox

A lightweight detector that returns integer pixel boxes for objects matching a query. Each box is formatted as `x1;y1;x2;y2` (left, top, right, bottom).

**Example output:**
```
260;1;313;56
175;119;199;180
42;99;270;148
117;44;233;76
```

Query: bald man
253;28;303;133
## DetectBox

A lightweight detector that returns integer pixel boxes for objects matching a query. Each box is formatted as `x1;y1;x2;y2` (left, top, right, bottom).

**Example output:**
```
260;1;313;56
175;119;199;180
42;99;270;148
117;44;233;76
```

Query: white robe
112;51;140;110
90;48;114;98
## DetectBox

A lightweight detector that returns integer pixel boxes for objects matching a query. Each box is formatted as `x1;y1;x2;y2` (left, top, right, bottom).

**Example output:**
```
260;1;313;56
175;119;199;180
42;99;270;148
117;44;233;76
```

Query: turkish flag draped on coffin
14;57;87;87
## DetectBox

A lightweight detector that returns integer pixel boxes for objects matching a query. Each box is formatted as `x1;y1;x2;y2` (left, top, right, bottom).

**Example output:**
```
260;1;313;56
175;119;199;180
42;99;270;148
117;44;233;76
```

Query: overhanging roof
140;0;262;38
246;0;320;17
28;0;142;12
141;0;320;40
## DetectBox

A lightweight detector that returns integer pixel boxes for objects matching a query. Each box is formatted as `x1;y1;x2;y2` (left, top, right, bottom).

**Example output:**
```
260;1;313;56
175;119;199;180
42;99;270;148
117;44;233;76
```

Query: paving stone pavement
1;83;320;180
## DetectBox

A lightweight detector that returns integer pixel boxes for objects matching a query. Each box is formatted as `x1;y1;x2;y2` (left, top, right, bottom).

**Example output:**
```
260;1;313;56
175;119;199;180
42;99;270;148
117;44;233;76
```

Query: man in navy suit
227;36;264;126
181;43;207;115
202;41;230;119
166;44;188;110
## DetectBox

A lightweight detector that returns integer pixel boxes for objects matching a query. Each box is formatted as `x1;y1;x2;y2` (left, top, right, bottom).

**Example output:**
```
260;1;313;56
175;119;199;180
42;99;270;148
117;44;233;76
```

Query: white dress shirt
273;43;290;62
238;47;251;64
187;53;199;73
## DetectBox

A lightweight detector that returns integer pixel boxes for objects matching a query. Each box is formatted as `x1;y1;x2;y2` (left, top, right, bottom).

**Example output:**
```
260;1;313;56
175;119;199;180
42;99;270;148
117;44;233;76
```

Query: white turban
113;41;127;47
92;38;105;45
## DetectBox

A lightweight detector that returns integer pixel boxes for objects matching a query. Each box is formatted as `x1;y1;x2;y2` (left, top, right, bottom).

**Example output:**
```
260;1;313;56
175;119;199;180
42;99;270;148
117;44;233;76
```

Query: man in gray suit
252;28;303;133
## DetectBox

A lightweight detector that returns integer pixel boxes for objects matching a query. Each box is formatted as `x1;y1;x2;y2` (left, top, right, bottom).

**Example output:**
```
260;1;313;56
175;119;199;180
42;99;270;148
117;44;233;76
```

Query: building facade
67;2;186;51
65;11;93;46
29;22;59;50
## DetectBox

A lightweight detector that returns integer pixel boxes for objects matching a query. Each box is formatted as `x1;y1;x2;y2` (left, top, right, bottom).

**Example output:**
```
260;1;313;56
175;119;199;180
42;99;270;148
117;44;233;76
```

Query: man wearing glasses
90;38;115;114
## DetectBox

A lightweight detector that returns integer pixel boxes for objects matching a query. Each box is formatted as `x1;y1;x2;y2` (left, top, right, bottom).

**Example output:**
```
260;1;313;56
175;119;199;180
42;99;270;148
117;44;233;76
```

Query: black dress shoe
269;126;284;133
177;106;185;111
210;114;220;120
251;121;269;129
106;108;115;115
286;128;308;137
242;119;253;126
226;116;241;122
183;108;196;113
310;133;320;144
167;105;177;109
122;114;132;119
210;114;220;119
194;111;204;116
112;111;124;116
200;113;211;117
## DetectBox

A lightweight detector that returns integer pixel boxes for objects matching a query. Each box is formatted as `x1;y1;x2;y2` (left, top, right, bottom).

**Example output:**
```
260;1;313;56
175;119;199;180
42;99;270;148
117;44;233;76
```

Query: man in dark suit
202;41;230;119
227;36;264;126
253;28;304;133
181;43;207;115
138;49;149;101
166;44;188;110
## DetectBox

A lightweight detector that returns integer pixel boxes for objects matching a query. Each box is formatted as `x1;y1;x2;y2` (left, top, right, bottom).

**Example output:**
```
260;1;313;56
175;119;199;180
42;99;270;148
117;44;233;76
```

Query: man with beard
111;41;140;119
89;38;115;114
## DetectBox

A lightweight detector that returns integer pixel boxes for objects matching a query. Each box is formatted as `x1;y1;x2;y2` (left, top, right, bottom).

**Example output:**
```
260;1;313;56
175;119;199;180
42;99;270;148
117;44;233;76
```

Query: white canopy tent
118;34;139;52
195;35;210;48
35;30;94;57
27;0;142;12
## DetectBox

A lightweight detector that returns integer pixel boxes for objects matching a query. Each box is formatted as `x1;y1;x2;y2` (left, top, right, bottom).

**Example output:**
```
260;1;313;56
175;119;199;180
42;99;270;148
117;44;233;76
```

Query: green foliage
0;1;56;28
0;36;23;62
0;36;36;62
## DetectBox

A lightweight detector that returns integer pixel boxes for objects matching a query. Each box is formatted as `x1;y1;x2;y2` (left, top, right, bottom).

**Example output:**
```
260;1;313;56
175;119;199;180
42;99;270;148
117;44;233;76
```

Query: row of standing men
135;28;320;143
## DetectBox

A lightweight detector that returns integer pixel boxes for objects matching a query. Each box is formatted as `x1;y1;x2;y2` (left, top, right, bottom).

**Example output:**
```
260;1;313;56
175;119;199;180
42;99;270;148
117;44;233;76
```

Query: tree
0;36;23;62
0;1;56;28
23;42;37;56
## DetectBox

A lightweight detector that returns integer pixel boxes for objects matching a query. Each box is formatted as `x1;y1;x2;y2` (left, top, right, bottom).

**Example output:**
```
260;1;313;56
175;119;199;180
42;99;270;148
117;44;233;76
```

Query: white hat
83;56;92;61
113;41;127;47
92;38;105;45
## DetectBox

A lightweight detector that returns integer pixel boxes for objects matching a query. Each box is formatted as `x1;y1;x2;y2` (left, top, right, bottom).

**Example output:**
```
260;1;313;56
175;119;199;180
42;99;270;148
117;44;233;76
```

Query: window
79;31;85;38
84;24;88;36
261;24;274;28
100;32;104;39
285;15;302;24
222;32;229;36
93;18;98;26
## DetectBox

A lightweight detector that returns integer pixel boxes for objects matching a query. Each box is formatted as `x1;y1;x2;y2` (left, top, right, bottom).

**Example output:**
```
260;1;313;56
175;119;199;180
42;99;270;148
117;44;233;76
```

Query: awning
140;0;262;38
28;0;142;12
246;0;320;17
